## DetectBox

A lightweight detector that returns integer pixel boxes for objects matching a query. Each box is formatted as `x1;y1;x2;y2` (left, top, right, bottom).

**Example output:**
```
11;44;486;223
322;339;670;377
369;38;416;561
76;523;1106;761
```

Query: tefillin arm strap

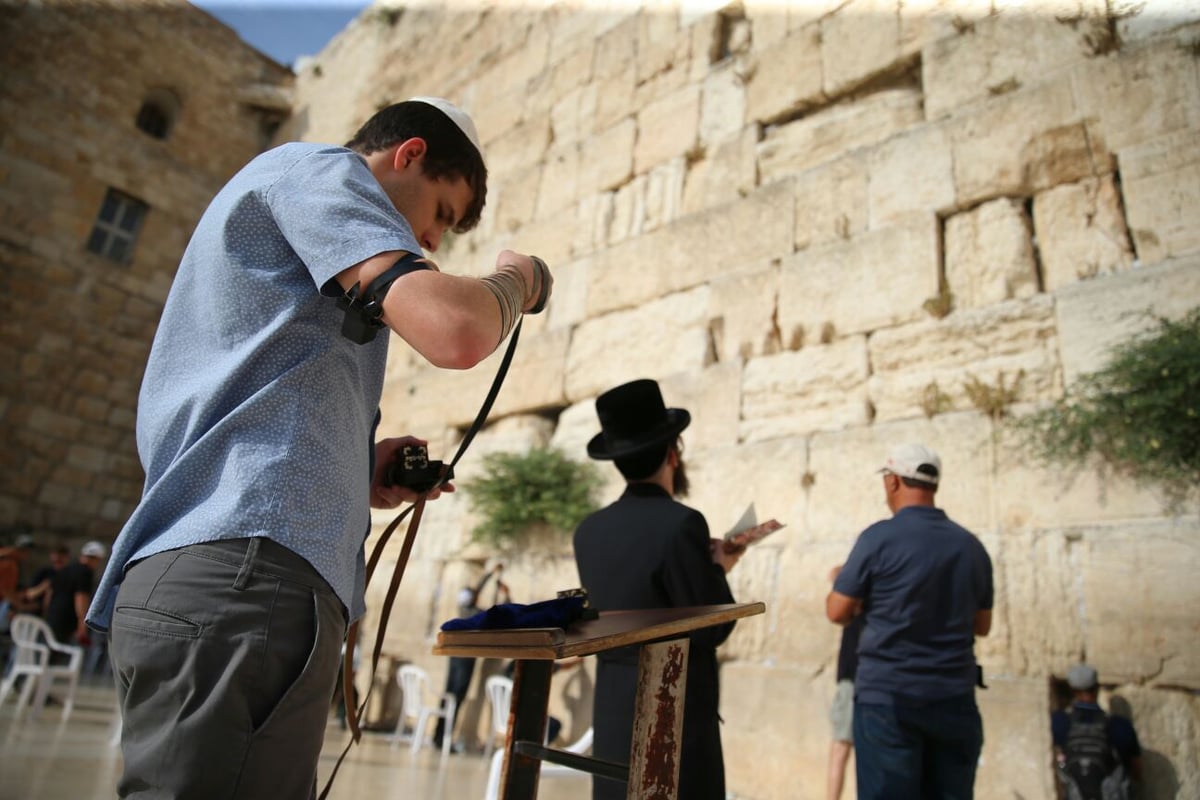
318;261;543;800
337;252;429;344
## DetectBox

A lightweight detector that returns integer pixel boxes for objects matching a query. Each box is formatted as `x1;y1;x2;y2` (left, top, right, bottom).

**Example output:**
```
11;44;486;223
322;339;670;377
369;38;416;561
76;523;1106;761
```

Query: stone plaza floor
0;679;590;800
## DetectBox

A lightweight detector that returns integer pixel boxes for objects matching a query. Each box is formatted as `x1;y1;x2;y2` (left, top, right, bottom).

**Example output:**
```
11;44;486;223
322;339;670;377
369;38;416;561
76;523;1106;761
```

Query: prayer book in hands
722;503;784;553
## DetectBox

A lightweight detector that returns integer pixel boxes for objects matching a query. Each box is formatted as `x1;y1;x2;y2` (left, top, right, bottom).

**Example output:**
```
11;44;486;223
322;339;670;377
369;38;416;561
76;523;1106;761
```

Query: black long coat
573;483;736;800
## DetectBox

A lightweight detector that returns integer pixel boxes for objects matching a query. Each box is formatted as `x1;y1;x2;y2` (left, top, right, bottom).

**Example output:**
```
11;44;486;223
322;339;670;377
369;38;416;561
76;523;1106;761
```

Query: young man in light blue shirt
88;97;552;798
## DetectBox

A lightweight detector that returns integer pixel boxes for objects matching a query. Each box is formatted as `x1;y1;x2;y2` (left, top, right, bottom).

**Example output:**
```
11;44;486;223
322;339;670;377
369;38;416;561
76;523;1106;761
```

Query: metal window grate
86;189;147;264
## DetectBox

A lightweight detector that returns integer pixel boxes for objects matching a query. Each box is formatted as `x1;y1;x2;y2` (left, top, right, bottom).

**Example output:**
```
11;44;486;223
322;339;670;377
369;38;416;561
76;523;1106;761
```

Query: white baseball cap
81;540;107;558
408;96;482;155
879;443;941;485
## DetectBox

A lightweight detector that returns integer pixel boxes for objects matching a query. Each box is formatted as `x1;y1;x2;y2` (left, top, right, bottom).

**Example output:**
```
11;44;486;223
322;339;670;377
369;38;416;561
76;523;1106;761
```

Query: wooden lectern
434;602;764;800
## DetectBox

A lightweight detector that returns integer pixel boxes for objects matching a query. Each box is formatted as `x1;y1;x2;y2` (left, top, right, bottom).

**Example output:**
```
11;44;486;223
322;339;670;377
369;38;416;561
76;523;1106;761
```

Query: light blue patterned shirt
87;143;421;629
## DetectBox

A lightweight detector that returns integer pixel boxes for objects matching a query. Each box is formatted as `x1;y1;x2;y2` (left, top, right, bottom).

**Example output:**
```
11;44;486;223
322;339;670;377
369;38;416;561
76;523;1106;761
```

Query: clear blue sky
190;1;371;67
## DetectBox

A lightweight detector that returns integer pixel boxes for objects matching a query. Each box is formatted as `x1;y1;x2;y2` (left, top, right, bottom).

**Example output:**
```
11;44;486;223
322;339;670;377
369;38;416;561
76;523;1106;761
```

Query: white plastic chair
391;664;456;759
0;614;84;721
482;675;513;762
483;726;594;800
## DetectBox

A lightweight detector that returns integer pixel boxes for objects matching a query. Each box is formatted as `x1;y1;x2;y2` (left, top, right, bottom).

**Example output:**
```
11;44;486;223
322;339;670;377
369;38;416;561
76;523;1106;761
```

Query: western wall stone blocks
745;23;824;124
778;212;940;340
1120;129;1200;264
739;336;871;443
1118;0;1200;42
707;262;782;362
820;0;904;97
758;87;924;184
587;179;794;315
898;0;994;61
533;142;581;221
996;528;1086;674
550;83;599;147
576;117;636;198
1107;685;1200;799
867;122;957;227
922;11;1110;121
1032;175;1135;292
867;295;1061;423
565;287;713;401
1053;254;1200;386
633;83;701;174
1078;518;1200;688
658;361;743;455
698;60;747;148
681;126;757;215
483;115;553;179
794;156;869;251
945;197;1039;309
973;678;1056;800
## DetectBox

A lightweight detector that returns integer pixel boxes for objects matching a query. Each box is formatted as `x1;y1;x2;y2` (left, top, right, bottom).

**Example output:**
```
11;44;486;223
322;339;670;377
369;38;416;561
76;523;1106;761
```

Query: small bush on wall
1015;308;1200;505
465;446;604;548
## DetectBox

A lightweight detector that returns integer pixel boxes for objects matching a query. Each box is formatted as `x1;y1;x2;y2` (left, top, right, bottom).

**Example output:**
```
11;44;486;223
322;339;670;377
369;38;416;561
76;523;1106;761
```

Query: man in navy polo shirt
826;443;994;800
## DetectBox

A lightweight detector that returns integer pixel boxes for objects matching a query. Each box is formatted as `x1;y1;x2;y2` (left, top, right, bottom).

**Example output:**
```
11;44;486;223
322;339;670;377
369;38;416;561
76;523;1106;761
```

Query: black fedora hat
586;379;691;460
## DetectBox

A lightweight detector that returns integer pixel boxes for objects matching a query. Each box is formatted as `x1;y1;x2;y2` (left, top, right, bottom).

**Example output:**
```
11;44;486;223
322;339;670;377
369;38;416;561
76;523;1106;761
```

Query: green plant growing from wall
1014;308;1200;504
964;370;1024;420
465;446;604;548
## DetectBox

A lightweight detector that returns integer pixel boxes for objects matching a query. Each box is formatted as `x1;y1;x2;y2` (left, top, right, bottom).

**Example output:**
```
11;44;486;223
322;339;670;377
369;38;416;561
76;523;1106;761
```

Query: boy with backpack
1052;663;1143;800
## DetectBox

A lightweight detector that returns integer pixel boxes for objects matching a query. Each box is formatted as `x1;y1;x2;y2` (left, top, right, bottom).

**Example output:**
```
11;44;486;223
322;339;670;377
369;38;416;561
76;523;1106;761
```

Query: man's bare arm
974;608;992;637
826;590;862;626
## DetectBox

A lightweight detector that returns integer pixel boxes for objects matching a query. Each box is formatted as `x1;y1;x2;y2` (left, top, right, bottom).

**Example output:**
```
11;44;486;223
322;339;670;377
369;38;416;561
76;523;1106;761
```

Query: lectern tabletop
433;601;764;660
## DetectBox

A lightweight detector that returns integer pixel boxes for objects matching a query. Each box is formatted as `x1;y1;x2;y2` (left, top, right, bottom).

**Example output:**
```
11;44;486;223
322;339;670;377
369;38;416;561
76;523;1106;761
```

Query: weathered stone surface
566;287;713;401
658;361;743;456
533;141;580;221
1078;519;1200;687
794;156;869;251
945;197;1039;309
867;122;956;227
779;213;940;339
1117;0;1200;42
898;0;994;61
587;179;794;315
923;12;1110;121
698;59;747;148
576;116;636;197
483;115;554;179
681;125;757;214
744;23;824;124
758;87;923;184
1120;129;1200;263
820;0;905;97
634;83;701;174
1033;175;1135;292
707;261;781;362
1102;684;1200;799
974;678;1057;800
1054;254;1200;386
868;295;1061;422
740;336;871;443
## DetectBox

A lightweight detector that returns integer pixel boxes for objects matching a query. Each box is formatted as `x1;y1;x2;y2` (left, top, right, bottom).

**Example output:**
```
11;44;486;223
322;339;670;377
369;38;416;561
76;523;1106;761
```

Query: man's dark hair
900;476;938;492
614;442;671;482
345;100;487;232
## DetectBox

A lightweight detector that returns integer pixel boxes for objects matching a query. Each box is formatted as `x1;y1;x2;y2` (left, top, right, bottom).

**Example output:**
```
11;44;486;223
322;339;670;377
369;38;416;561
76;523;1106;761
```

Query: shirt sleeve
833;529;874;600
264;148;422;290
975;538;994;611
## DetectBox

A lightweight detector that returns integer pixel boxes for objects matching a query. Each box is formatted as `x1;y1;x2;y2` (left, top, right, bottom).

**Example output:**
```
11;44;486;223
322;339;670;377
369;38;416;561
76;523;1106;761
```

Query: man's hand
371;436;455;508
495;250;553;313
710;537;743;573
826;590;862;625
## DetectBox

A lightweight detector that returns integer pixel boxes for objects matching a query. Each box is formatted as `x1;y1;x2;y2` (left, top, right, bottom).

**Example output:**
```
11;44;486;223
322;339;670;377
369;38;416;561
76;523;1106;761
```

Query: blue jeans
853;694;983;800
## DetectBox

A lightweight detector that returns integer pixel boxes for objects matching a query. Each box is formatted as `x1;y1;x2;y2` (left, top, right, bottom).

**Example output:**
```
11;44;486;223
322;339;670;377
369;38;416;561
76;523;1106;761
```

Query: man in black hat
573;378;743;800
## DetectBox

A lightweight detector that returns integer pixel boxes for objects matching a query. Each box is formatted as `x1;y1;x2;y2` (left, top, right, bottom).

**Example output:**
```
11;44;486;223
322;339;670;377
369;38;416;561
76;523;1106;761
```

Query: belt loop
233;538;261;590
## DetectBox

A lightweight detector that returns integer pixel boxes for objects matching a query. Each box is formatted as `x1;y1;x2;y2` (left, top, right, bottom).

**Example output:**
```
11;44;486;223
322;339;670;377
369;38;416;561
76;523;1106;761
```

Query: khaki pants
110;538;346;799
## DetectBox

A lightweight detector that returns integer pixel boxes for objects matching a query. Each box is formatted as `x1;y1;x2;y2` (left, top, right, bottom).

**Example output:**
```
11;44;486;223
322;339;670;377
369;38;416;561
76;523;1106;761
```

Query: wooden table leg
500;659;553;800
627;638;689;800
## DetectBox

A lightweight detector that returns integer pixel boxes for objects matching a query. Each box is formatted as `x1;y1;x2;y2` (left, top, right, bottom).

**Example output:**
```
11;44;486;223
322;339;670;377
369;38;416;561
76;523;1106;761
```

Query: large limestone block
923;13;1110;121
1053;254;1200;386
721;664;832;800
769;538;859;667
1102;684;1200;799
1120;129;1200;263
898;0;994;61
545;255;590;332
868;295;1061;422
707;261;781;361
806;414;995;541
945;197;1039;309
744;23;824;124
636;7;683;85
698;59;747;148
608;157;687;243
477;20;551;97
821;0;905;97
658;361;743;456
534;142;580;221
740;336;871;443
587;179;794;315
778;213;940;340
565;286;713;401
1118;0;1200;42
997;528;1086;676
1033;174;1135;292
549;82;599;147
974;678;1056;800
594;63;637;132
1078;518;1200;687
576;116;636;197
548;398;600;461
483;115;553;178
757;87;923;184
949;80;1105;208
794;156;869;251
680;125;757;214
1072;37;1200;152
634;83;701;174
867;122;956;227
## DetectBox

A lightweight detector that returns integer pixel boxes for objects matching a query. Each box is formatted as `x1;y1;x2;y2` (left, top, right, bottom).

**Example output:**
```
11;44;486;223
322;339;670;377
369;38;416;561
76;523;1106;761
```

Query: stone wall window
135;88;181;139
86;189;148;264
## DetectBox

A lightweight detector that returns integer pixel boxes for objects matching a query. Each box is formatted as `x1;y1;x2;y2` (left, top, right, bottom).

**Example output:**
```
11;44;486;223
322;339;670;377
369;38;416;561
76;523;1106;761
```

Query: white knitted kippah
408;96;482;155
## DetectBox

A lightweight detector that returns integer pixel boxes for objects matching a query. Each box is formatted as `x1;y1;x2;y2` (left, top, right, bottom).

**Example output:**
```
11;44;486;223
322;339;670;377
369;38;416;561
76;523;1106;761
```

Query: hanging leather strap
319;316;524;798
